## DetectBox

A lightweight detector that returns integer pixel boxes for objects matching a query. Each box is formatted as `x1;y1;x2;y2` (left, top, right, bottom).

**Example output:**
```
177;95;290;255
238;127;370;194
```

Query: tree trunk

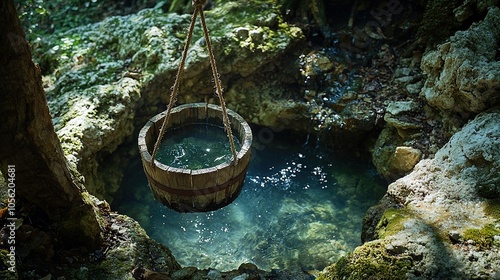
0;0;103;248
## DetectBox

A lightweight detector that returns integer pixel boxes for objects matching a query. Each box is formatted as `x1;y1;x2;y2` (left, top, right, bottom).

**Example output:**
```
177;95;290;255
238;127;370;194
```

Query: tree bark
0;0;103;248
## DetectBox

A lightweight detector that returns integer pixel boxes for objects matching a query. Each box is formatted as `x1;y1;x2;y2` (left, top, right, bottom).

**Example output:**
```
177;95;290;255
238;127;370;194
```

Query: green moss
204;0;302;55
376;208;412;238
0;249;17;279
207;1;278;28
463;224;500;250
461;199;500;250
317;241;412;280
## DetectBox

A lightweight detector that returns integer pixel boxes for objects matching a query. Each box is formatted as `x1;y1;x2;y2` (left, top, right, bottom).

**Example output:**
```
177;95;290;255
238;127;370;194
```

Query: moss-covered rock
47;77;141;201
357;109;500;278
463;224;500;250
375;208;413;239
317;240;412;280
59;205;181;279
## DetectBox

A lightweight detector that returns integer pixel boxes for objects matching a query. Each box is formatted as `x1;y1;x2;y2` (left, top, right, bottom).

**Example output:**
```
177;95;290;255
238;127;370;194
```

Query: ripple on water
113;133;386;271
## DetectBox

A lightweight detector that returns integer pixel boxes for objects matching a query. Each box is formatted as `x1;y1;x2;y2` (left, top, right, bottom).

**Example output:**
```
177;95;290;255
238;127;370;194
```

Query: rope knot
192;0;206;10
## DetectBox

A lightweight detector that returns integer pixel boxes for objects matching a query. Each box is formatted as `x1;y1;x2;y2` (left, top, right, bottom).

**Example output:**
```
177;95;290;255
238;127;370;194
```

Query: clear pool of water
112;130;386;271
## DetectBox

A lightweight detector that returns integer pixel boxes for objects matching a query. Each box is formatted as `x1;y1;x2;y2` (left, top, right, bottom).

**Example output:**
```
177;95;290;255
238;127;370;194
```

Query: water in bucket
156;123;241;169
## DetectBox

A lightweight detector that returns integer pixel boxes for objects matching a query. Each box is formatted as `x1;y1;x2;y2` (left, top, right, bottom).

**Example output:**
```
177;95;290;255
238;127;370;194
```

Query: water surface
113;130;386;271
156;123;240;169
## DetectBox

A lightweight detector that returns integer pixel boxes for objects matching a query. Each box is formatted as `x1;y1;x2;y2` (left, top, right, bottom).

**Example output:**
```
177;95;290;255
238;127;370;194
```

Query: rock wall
320;4;500;279
421;6;500;116
371;5;500;182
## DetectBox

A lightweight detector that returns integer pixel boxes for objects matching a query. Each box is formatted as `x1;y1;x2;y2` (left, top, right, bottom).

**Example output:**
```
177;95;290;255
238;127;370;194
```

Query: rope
150;5;199;164
150;0;238;166
198;4;238;164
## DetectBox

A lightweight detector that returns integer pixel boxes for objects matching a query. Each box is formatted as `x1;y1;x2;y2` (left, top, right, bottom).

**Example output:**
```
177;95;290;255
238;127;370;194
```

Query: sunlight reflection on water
113;132;386;271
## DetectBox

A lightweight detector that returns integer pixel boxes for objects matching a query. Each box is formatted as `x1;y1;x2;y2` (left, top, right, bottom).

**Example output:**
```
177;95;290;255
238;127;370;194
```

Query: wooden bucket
138;103;252;212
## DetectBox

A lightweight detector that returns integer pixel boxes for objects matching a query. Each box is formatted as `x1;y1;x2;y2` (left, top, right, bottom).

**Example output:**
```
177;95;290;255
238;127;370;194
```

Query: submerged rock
320;108;500;279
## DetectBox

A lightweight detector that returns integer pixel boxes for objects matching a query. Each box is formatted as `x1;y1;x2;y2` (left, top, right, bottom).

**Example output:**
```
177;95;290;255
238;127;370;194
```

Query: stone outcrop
371;100;424;180
321;5;500;278
319;108;500;279
47;78;141;201
372;6;500;182
64;201;181;280
421;6;500;116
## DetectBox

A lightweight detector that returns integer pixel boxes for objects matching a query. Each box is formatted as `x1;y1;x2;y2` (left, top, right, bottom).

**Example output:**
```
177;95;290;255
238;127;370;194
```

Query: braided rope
150;0;238;166
198;6;238;164
150;7;199;164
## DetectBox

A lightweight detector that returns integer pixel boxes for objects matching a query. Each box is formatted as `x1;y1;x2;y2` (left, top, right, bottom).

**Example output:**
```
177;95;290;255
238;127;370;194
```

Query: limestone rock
420;6;500;115
58;200;181;279
389;146;422;173
371;126;423;181
48;77;141;201
383;101;423;139
389;108;500;203
225;79;309;131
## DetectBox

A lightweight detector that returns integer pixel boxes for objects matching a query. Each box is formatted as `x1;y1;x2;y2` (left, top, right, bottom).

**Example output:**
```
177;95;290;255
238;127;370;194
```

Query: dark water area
112;129;387;271
155;123;241;169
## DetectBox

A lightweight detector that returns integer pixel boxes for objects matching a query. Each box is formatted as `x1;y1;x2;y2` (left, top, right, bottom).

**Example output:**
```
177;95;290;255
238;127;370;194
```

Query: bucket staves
138;103;252;212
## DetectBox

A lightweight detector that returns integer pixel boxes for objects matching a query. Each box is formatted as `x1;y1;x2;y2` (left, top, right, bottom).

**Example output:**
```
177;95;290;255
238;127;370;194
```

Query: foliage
16;0;157;40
